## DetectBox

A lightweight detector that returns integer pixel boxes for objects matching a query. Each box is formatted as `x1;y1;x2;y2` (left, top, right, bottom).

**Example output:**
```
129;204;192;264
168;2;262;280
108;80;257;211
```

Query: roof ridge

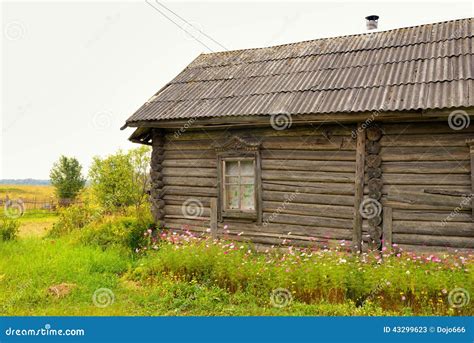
197;17;473;57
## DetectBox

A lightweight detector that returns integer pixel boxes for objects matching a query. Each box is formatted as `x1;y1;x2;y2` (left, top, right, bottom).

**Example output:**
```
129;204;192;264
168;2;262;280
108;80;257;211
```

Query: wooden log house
123;18;474;252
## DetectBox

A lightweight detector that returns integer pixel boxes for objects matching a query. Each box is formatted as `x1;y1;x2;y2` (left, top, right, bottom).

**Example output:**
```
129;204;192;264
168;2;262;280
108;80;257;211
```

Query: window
223;159;256;212
215;136;262;223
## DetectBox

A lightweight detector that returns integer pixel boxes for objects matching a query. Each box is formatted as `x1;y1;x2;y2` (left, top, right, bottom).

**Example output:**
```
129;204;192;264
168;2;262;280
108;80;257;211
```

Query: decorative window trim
214;136;262;224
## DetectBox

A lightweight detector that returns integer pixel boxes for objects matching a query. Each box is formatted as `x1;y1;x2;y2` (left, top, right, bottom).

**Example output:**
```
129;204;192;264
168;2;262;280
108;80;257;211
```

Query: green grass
0;226;472;316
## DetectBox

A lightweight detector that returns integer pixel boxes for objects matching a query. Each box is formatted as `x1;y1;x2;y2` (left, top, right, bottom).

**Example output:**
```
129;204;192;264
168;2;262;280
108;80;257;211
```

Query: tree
50;156;86;204
89;147;150;211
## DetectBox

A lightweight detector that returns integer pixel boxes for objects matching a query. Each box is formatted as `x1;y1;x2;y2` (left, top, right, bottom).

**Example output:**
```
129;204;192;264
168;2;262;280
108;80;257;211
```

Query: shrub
0;218;20;241
48;203;103;237
78;216;155;252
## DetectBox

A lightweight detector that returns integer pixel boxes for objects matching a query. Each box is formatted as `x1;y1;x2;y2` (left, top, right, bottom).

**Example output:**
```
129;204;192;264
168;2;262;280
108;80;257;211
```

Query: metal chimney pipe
365;15;379;30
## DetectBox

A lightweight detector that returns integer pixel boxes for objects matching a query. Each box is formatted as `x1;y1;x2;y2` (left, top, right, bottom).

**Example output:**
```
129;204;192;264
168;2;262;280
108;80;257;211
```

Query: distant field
0;184;55;201
1;184;58;237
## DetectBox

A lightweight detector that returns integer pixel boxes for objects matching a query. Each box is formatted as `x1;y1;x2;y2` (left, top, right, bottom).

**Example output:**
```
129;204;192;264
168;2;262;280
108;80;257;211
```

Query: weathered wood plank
380;147;469;161
393;220;474;237
163;176;217;187
263;201;353;219
261;150;356;161
163;186;217;197
263;181;354;195
262;160;356;172
383;173;471;185
162;159;217;168
263;190;355;206
383;207;393;248
392;209;472;222
262;170;354;183
381;134;474;147
162;167;216;178
385;190;471;208
210;198;217;239
382;161;470;174
392;233;474;248
353;126;366;252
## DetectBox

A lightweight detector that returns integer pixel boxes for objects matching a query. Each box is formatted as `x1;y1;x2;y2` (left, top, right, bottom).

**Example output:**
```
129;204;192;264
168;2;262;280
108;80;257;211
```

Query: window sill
222;211;257;220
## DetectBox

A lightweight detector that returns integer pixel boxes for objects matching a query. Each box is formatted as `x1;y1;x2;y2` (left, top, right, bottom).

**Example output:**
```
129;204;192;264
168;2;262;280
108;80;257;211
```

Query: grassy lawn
0;221;472;316
0;190;472;316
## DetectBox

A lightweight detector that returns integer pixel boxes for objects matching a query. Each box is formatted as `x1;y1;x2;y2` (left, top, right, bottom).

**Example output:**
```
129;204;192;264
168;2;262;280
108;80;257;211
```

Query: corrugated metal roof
126;18;474;124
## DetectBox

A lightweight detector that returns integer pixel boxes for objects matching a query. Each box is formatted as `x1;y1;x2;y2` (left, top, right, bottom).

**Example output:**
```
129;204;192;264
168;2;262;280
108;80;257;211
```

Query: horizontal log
261;150;356;161
263;190;355;206
263;201;354;219
263;181;355;195
165;205;210;218
163;186;217;197
380;147;469;161
383;173;471;185
162;167;216;178
393;220;474;237
382;161;471;174
162;159;217;168
163;176;217;187
262;160;356;173
392;233;474;248
262;170;354;183
392;209;472;222
385;190;472;208
164;125;355;141
381;133;474;147
381;185;471;196
383;122;474;135
164;150;216;159
218;222;351;241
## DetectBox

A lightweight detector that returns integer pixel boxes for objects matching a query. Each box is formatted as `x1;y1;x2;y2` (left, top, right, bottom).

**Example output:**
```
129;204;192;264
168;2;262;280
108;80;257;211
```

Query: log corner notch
466;138;474;220
352;124;366;253
150;129;165;227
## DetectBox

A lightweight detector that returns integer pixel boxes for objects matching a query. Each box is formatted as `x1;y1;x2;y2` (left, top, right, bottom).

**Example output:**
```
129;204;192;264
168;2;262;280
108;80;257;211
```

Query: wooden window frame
215;137;262;224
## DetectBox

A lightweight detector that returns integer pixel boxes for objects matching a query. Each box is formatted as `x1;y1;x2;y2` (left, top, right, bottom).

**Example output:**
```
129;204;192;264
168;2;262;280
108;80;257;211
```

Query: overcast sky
1;0;472;179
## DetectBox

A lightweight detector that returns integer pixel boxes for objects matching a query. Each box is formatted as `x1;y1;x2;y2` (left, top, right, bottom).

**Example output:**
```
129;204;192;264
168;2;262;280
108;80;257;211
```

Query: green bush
78;216;155;252
0;218;20;241
48;203;103;237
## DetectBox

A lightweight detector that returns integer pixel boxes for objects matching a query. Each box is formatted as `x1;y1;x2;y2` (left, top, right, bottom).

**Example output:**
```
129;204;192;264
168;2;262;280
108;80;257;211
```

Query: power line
154;1;228;51
145;0;215;52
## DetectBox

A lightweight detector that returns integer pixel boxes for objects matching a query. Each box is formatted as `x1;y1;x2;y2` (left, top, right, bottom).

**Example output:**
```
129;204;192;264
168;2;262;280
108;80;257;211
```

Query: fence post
210;198;218;239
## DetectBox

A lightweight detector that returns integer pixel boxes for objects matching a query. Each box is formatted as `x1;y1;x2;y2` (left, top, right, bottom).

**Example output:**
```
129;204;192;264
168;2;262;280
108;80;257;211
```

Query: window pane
241;185;255;210
226;185;240;210
225;161;239;176
240;160;254;176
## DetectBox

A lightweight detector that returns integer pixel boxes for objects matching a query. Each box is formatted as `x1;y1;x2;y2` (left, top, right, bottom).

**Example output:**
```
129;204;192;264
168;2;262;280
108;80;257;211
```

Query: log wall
154;125;357;247
150;120;474;251
379;122;474;251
